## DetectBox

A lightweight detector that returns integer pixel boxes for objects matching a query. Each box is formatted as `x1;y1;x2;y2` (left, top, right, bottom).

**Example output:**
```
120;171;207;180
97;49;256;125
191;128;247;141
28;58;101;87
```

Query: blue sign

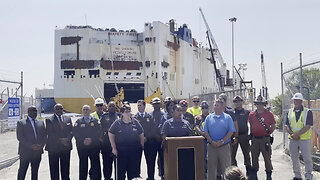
8;98;20;117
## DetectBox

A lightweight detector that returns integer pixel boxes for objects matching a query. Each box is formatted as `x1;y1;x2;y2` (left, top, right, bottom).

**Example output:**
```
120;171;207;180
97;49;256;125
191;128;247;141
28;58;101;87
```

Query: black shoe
293;178;302;180
266;170;272;180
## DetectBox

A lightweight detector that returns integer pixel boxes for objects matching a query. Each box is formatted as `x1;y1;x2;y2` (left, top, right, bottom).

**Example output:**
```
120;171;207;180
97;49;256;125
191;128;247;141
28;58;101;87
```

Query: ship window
114;72;119;75
64;70;75;79
106;72;112;75
89;70;100;78
126;72;132;76
136;72;141;76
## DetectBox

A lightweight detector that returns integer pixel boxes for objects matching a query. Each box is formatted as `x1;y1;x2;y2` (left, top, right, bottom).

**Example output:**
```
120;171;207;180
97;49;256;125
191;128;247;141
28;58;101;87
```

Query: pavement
1;110;320;179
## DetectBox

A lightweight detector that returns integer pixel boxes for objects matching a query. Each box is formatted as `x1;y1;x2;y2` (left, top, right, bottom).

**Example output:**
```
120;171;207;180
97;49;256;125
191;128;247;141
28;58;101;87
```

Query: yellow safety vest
187;107;202;117
90;111;101;121
288;107;311;140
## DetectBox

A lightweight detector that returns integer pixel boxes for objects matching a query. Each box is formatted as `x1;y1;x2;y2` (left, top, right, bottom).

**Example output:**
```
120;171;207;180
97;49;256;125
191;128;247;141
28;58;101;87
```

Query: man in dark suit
45;104;73;180
17;106;47;180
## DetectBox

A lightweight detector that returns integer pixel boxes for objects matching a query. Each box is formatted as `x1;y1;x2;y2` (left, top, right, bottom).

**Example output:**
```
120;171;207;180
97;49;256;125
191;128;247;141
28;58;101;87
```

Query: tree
285;68;320;100
271;94;283;129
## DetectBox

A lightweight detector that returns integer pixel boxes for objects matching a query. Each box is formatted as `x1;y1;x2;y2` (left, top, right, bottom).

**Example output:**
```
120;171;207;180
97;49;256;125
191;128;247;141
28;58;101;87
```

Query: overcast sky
1;0;320;99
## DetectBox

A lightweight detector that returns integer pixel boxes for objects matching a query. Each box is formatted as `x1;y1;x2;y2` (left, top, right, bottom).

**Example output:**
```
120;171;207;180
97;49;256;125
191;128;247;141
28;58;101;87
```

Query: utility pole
299;53;303;93
229;17;237;95
21;71;23;119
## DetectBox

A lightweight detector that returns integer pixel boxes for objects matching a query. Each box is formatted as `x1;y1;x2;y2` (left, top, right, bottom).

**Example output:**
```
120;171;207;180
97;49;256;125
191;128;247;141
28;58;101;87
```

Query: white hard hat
95;98;104;105
164;97;172;103
151;97;161;104
292;93;304;100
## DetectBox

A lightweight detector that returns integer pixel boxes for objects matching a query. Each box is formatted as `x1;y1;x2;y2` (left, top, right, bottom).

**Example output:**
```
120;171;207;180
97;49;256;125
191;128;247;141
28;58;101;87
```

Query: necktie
140;113;144;118
32;119;37;139
58;116;64;129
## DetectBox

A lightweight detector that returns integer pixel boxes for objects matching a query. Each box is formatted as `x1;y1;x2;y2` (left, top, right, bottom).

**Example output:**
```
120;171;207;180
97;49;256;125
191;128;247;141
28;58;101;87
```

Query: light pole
229;17;237;95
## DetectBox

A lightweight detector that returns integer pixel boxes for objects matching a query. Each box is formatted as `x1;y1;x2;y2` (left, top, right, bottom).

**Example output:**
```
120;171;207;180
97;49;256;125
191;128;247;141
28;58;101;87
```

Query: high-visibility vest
90;111;101;121
288;107;311;140
187;107;202;117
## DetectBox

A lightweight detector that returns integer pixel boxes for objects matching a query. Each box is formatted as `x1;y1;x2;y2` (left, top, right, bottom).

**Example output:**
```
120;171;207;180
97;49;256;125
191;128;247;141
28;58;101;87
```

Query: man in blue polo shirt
203;99;236;180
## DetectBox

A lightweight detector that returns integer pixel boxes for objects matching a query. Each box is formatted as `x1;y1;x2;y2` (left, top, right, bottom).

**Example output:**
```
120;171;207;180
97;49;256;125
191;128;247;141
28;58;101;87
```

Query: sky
1;0;320;99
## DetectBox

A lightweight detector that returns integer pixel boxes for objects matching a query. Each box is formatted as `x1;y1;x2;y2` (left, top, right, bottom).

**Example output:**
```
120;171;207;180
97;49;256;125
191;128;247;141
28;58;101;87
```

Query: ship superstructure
54;20;232;113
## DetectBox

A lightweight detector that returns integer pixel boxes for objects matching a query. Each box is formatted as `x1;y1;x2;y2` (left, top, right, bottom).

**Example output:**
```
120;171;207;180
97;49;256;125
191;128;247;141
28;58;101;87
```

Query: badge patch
90;122;94;126
81;124;86;128
146;118;150;122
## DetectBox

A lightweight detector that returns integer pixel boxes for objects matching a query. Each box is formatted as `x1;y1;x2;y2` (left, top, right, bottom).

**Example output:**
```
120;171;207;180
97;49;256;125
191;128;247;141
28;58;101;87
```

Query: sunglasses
201;107;208;109
96;104;103;107
193;101;199;103
56;108;63;110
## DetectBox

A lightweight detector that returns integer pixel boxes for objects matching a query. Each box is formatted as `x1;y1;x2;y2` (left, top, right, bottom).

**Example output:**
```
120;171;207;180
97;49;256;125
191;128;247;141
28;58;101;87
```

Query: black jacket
45;114;73;153
16;118;47;157
73;116;101;150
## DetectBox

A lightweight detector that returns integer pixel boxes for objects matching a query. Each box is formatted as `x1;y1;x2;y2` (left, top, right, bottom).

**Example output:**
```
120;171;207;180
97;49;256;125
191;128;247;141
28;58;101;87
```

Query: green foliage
286;68;320;100
271;95;283;129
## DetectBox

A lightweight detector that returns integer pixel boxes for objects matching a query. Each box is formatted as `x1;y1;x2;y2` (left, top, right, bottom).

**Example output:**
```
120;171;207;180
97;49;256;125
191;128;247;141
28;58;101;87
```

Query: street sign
8;98;20;129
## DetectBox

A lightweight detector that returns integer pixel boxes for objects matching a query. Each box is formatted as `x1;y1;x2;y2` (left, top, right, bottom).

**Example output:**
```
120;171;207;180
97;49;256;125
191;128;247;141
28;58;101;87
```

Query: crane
260;51;268;100
199;8;227;92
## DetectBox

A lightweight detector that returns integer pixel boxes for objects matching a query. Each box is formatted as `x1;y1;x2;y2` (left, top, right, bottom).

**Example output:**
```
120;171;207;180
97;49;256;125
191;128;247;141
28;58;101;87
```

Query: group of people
16;92;313;180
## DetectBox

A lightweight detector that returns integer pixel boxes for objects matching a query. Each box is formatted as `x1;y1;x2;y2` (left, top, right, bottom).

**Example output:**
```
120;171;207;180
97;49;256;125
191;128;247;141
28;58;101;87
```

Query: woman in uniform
108;104;144;180
161;104;194;138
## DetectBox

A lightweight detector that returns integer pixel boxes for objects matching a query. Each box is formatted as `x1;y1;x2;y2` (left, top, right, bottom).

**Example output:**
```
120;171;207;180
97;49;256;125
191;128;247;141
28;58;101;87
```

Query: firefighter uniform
73;116;102;180
134;112;157;180
109;118;144;180
100;112;121;180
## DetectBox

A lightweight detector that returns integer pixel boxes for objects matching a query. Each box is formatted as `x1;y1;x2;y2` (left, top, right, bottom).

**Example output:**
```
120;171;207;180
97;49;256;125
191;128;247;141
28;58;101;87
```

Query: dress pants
77;148;101;180
144;141;158;179
101;146;113;180
207;143;231;180
17;154;42;180
48;151;71;180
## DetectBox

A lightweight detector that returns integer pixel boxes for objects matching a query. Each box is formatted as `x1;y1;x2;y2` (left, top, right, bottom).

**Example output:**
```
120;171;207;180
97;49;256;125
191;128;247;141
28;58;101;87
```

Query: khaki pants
207;143;231;180
251;137;273;171
231;134;251;166
289;139;313;180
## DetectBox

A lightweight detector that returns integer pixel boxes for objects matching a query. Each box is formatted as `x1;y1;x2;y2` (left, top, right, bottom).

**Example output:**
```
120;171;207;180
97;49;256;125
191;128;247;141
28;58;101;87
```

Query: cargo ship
54;19;238;113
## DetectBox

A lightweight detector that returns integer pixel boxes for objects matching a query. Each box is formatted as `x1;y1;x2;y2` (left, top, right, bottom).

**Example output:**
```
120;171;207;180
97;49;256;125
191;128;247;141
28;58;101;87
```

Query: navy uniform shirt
73;116;101;150
225;106;237;122
100;112;121;145
134;112;157;141
109;118;144;153
234;108;250;135
161;118;193;137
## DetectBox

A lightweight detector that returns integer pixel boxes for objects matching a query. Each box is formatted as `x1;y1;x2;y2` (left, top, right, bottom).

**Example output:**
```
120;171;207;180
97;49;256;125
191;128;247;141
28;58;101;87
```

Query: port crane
199;8;227;92
260;51;268;100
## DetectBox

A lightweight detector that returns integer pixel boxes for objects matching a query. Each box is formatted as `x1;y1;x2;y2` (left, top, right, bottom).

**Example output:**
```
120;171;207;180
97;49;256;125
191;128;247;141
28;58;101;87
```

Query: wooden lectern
163;136;204;180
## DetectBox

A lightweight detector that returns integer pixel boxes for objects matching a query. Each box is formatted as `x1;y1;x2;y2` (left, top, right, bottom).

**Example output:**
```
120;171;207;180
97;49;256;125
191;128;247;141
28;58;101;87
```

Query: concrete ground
1;106;320;179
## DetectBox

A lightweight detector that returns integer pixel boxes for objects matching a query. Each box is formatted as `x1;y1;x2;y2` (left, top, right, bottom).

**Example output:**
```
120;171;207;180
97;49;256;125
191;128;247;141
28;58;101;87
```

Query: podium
164;136;204;180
